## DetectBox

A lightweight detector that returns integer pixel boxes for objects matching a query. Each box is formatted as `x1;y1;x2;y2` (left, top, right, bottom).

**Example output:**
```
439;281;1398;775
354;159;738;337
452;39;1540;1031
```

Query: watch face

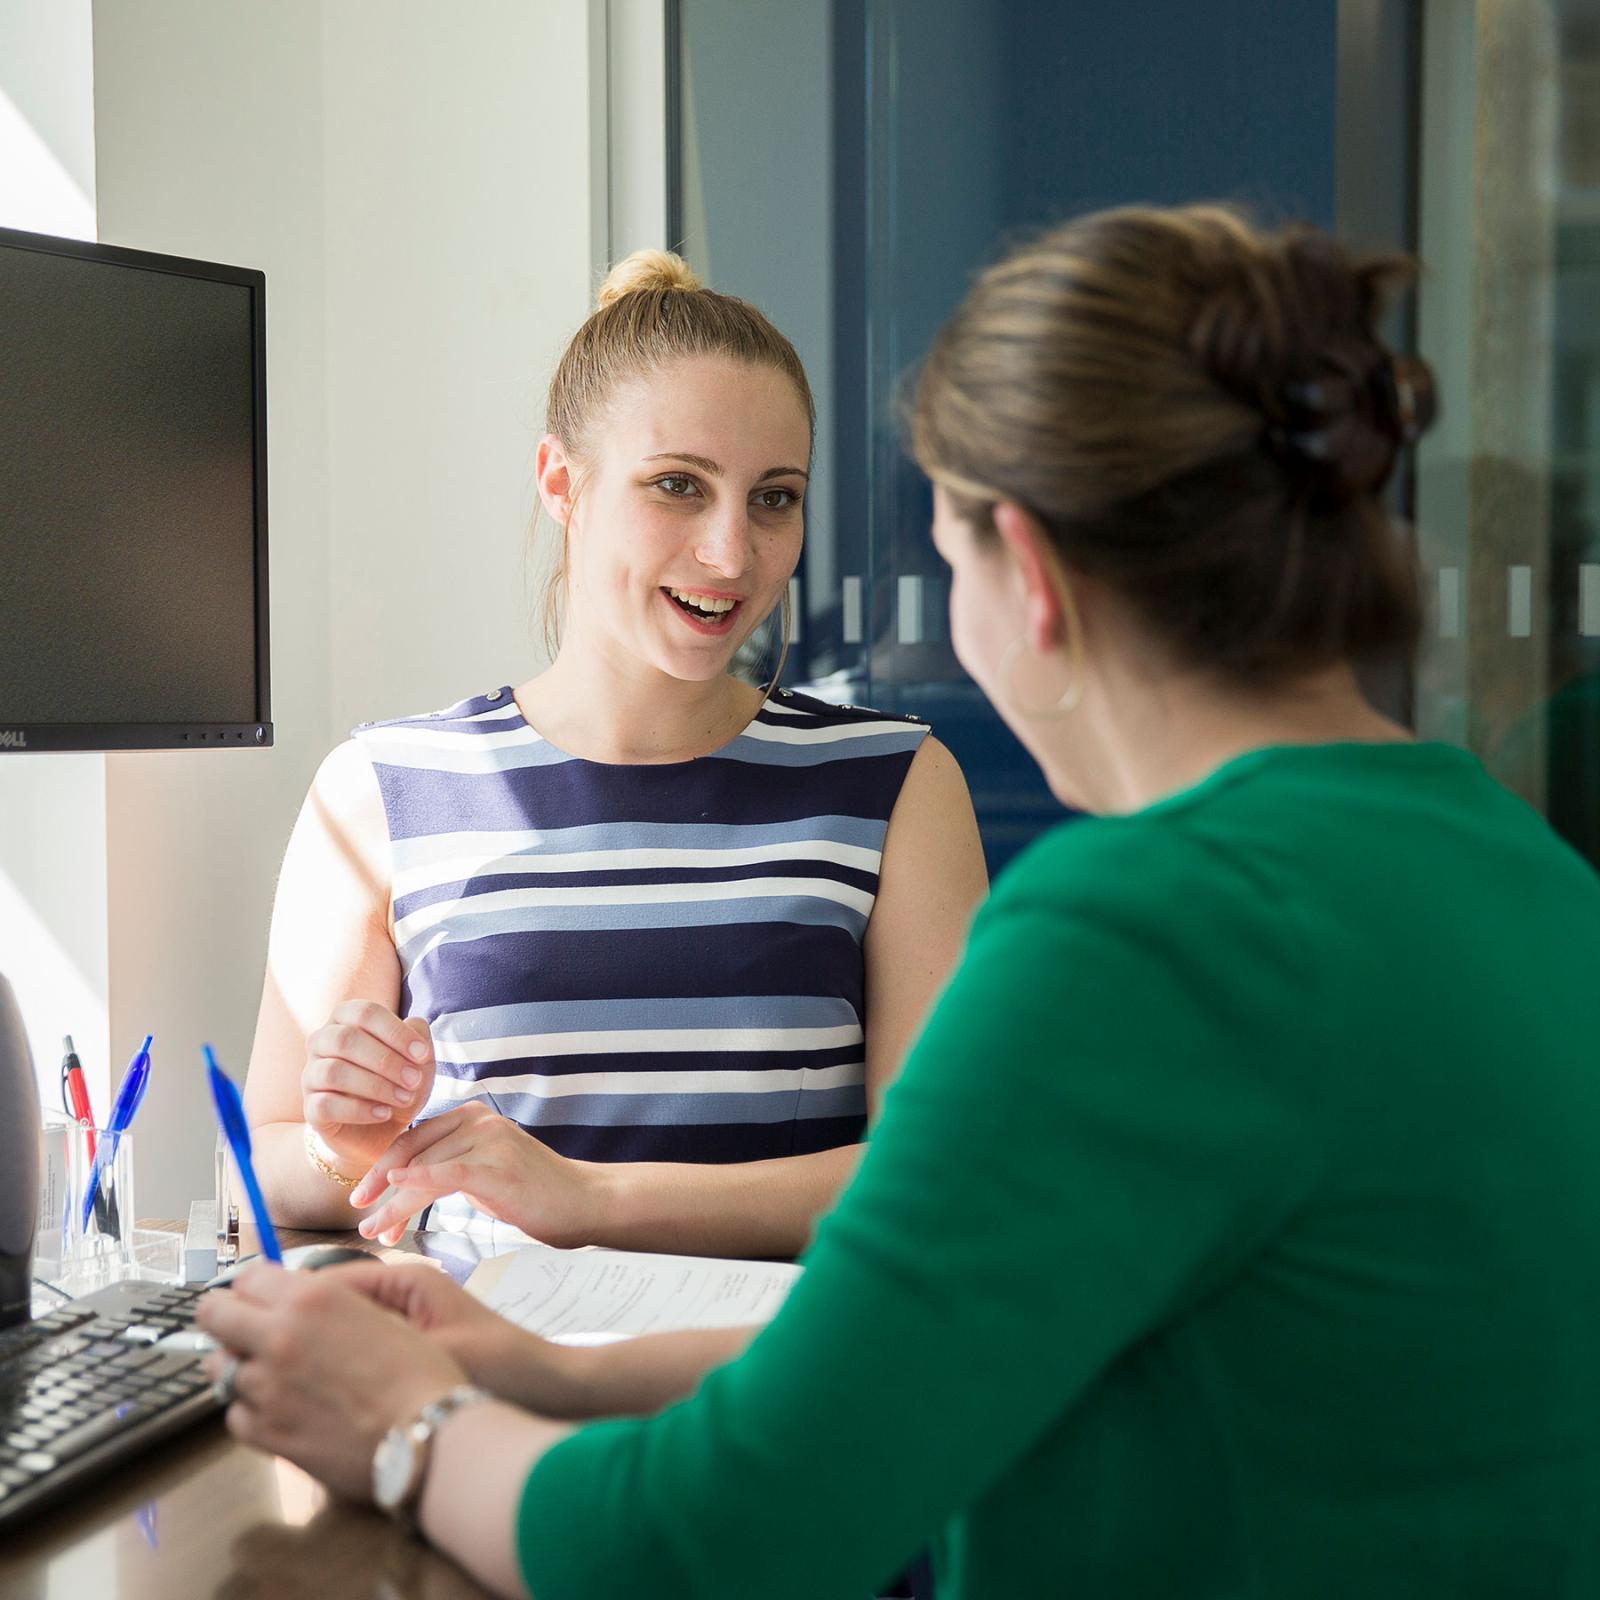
373;1426;418;1512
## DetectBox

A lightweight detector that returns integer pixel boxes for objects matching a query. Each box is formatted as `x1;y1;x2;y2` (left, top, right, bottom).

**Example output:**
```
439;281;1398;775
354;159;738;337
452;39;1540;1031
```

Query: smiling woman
241;251;987;1258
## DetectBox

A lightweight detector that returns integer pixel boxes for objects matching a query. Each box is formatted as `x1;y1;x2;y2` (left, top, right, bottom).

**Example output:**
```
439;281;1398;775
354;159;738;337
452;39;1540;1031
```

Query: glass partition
677;0;1404;872
1415;0;1600;868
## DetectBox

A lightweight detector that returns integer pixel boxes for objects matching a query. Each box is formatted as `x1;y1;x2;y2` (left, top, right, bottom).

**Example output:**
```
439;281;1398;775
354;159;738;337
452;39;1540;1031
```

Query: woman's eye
655;474;698;497
754;488;799;511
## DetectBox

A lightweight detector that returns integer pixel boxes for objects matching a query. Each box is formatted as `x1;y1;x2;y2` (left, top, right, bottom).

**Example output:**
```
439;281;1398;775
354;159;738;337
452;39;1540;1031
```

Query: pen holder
215;1128;240;1270
34;1115;137;1296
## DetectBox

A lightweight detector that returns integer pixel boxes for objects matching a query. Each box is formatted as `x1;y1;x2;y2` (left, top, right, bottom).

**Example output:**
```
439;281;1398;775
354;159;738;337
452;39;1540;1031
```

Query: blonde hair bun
596;249;702;310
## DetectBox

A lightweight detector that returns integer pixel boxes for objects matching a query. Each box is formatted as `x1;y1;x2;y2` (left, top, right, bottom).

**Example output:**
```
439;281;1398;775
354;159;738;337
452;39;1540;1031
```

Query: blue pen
204;1045;282;1265
81;1034;152;1231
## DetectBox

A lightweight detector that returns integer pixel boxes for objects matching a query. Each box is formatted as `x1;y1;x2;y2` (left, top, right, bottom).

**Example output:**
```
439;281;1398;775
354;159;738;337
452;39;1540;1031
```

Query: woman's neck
513;638;764;765
1043;659;1412;815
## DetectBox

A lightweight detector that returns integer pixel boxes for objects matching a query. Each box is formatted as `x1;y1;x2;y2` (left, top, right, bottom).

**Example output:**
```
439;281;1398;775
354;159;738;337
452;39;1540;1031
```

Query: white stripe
393;838;881;899
1583;565;1600;638
1508;565;1532;639
394;874;875;944
1438;567;1461;640
741;717;912;745
433;1024;863;1065
431;1061;864;1100
458;701;527;723
842;576;863;642
359;723;544;754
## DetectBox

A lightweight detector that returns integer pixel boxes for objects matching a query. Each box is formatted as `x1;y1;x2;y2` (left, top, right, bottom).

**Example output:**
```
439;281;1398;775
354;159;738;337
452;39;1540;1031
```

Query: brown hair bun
910;203;1432;682
596;249;703;310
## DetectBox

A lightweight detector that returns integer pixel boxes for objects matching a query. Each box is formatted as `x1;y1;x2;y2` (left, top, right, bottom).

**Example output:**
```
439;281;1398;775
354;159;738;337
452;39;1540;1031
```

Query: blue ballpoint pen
81;1034;153;1231
205;1044;283;1265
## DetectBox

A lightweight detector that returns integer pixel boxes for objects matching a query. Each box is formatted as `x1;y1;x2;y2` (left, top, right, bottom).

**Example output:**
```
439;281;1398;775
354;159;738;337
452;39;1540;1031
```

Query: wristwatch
372;1384;490;1529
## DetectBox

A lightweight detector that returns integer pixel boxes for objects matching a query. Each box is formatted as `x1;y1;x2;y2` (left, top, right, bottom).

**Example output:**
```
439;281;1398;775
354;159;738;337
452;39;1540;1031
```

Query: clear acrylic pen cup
215;1128;239;1270
34;1115;136;1296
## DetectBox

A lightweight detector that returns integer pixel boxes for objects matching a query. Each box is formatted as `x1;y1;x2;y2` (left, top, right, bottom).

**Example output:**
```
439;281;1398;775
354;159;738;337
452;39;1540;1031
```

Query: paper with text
467;1242;801;1345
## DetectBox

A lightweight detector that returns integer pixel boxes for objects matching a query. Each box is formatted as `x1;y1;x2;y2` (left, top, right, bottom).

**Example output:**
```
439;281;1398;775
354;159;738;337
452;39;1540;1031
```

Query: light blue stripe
710;731;925;768
432;994;860;1042
390;814;890;870
388;819;889;870
400;894;868;965
433;1085;867;1128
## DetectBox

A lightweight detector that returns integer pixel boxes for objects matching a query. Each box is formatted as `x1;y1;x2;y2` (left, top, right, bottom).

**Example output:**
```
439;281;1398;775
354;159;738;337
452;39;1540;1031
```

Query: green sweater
518;742;1600;1597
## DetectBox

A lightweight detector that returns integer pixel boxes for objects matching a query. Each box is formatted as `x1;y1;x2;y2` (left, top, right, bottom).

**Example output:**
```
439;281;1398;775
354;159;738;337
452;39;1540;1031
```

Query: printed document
467;1241;800;1344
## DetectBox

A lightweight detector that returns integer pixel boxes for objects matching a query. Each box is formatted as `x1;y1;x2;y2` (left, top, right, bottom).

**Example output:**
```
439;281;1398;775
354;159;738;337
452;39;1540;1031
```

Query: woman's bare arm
243;740;421;1227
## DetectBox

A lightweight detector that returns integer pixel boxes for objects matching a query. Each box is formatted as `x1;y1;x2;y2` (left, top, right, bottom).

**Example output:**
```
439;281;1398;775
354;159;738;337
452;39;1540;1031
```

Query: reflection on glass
1416;0;1600;867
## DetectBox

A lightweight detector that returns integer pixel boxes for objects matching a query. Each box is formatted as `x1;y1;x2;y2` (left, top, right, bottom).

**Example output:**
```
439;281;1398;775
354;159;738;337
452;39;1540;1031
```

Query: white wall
86;0;600;1217
0;1;111;1118
321;3;593;733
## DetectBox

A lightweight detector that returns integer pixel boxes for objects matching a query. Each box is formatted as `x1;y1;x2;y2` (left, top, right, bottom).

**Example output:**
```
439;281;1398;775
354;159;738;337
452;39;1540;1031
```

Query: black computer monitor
0;226;271;752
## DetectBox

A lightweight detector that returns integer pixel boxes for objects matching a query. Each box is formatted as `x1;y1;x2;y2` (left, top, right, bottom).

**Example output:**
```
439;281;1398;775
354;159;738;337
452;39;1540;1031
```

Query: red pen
61;1035;98;1160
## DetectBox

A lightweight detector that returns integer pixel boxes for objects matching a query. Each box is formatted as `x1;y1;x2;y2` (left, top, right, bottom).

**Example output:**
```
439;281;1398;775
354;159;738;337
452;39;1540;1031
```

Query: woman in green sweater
199;205;1600;1597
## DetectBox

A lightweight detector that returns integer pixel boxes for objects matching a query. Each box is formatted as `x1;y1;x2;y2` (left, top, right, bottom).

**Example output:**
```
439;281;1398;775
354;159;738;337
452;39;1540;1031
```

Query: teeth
669;588;737;615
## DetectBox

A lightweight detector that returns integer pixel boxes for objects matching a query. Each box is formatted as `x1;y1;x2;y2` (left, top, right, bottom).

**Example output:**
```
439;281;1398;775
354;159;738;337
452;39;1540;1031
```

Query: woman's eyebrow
642;452;808;484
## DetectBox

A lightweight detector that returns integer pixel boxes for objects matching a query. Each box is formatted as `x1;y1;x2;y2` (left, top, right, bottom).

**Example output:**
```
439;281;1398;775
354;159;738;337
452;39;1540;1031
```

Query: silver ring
213;1354;242;1408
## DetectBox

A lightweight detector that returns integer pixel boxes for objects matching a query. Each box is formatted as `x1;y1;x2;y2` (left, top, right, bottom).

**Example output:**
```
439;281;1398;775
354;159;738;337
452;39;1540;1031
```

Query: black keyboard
0;1278;220;1528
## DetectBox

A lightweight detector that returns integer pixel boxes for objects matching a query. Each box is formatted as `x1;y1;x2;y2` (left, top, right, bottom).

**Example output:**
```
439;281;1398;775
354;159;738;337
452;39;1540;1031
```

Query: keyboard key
15;1451;56;1476
47;1407;152;1461
109;1348;164;1371
142;1353;202;1381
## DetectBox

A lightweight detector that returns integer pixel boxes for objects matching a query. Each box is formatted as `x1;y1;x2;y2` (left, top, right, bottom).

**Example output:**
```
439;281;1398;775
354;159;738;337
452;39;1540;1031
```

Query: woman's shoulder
350;686;522;742
753;687;931;743
983;803;1255;934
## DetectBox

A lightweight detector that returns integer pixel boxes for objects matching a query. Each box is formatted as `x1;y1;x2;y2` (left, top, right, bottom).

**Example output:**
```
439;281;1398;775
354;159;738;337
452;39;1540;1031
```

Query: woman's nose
694;507;751;578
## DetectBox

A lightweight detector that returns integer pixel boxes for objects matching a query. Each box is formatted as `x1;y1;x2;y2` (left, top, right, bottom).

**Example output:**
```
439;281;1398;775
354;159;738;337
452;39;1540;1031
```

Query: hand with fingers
196;1263;469;1502
281;1255;578;1412
349;1100;603;1249
302;1000;437;1176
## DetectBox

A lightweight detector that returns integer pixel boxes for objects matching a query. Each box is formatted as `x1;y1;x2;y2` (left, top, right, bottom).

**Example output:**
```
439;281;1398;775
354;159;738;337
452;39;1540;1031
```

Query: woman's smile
661;584;745;634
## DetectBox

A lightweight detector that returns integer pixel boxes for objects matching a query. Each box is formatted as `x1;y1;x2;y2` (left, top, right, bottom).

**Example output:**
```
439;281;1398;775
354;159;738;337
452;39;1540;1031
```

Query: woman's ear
536;435;577;526
991;500;1065;653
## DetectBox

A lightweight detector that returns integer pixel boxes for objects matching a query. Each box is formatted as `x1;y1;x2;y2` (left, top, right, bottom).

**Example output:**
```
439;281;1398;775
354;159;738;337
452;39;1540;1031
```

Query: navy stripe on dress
353;686;929;1240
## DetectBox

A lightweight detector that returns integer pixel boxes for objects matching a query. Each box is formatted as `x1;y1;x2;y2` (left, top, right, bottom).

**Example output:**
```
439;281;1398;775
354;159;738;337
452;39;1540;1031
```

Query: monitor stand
0;974;40;1328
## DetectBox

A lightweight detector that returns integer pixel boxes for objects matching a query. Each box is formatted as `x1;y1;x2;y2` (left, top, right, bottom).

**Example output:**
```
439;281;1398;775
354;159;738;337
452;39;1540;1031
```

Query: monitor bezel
0;225;273;753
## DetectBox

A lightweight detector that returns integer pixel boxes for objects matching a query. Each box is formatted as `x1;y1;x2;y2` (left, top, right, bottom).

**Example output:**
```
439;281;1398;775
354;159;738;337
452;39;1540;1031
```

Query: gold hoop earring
761;584;792;698
998;638;1082;719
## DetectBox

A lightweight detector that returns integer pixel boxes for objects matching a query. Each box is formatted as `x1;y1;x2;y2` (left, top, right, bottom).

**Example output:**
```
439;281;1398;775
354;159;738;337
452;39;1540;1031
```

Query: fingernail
408;1041;427;1061
392;1084;411;1104
358;1219;375;1237
400;1067;420;1089
371;1105;391;1120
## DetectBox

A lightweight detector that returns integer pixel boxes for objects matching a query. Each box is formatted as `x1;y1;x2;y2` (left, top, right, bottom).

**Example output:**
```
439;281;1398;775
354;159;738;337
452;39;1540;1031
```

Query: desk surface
0;1225;494;1600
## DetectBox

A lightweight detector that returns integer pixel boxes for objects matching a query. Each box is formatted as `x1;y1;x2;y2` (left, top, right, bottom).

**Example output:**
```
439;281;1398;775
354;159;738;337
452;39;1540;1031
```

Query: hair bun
596;249;702;310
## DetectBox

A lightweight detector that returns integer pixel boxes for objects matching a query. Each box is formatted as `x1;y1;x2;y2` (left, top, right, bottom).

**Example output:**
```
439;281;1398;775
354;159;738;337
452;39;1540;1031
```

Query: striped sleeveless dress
353;685;929;1237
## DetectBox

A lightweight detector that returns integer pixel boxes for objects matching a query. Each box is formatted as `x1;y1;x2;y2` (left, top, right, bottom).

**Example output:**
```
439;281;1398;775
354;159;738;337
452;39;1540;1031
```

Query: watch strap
377;1383;491;1527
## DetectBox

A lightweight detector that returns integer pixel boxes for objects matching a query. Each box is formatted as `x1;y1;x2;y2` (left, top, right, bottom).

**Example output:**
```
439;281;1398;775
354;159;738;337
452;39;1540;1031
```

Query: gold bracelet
303;1124;361;1188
